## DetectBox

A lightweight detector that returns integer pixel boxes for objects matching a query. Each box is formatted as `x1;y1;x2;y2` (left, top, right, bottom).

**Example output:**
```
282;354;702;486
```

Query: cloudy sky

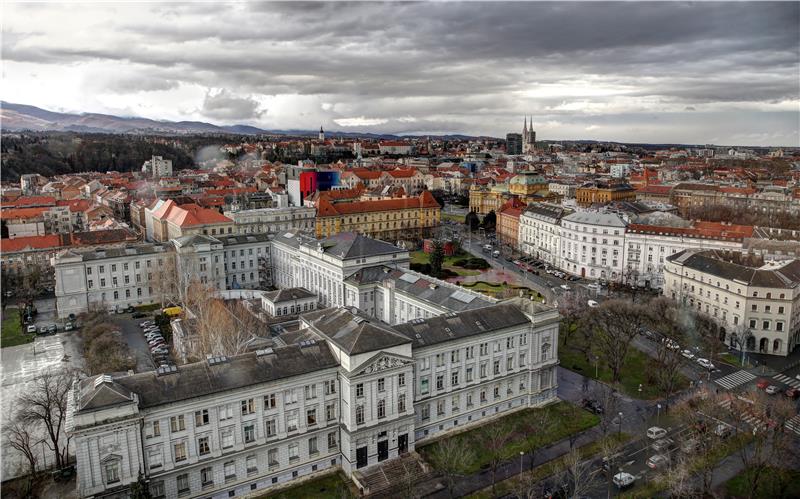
3;2;799;145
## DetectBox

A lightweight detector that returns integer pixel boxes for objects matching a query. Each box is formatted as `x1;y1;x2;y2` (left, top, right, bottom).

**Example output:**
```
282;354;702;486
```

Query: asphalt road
114;313;156;372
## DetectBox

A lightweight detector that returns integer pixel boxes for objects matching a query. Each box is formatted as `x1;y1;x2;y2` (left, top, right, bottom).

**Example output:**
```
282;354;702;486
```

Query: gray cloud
2;1;798;145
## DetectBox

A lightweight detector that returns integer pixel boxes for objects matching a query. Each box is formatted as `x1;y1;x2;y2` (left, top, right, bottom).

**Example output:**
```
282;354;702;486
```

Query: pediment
353;351;413;377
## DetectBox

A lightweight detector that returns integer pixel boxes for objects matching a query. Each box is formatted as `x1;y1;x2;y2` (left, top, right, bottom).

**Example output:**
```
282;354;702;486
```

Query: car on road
756;378;771;390
47;324;57;334
39;325;49;334
646;454;669;469
784;387;800;399
64;322;74;331
151;346;169;354
765;385;781;395
681;349;695;360
140;321;155;328
587;300;599;308
560;284;570;291
612;472;636;488
714;423;733;438
696;358;715;370
581;398;604;414
647;426;667;440
26;324;37;334
148;339;165;347
662;338;680;350
651;438;674;452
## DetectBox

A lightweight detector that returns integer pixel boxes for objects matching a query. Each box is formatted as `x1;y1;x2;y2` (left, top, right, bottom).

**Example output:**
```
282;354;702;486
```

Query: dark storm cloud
2;2;798;144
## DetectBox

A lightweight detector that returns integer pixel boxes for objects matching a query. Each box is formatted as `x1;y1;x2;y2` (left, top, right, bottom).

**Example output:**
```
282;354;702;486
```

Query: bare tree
560;447;598;499
558;290;587;345
599;435;625;499
647;298;688;397
150;253;180;307
3;414;39;490
482;423;515;496
518;408;554;471
592;384;620;438
581;299;648;383
17;368;76;470
428;437;475;498
186;283;262;358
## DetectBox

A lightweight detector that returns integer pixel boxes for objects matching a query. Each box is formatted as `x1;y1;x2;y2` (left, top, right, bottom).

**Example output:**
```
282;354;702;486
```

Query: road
113;313;157;372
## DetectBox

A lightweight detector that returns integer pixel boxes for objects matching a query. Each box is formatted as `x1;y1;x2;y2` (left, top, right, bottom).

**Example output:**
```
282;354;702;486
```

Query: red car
756;379;771;390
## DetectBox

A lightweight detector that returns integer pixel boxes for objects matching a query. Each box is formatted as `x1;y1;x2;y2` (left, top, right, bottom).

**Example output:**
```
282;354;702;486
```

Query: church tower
524;116;536;153
319;126;325;141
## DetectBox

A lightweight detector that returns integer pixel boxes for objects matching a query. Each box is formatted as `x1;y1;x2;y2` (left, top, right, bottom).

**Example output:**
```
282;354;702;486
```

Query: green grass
719;352;751;368
460;281;543;300
441;213;465;224
419;401;600;475
724;467;800;499
559;329;689;399
466;433;631;499
1;310;34;348
410;250;484;277
257;471;356;499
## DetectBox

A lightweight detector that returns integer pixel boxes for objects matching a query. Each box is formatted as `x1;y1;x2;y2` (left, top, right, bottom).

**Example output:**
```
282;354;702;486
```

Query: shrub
452;258;469;267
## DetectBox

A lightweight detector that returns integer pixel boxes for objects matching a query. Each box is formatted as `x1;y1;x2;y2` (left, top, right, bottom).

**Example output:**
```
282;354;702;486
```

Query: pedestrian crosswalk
718;398;765;431
772;373;800;389
786;415;800;436
714;370;756;390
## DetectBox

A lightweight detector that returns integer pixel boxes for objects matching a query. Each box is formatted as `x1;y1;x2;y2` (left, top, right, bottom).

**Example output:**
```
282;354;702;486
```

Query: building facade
663;250;800;356
67;300;559;498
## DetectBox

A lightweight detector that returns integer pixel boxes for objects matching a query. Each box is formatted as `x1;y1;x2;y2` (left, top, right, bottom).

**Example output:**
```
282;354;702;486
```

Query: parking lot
112;312;173;373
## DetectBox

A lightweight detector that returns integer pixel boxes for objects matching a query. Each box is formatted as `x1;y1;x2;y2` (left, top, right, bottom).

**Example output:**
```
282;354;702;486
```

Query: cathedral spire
523;116;528;135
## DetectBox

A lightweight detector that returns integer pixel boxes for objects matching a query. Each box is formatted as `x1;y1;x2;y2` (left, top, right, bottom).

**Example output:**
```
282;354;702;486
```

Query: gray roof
304;232;406;260
264;287;317;304
172;233;222;247
77;376;136;411
97;343;338;409
667;249;800;289
60;242;171;262
393;303;532;348
562;212;627;228
219;233;272;246
522;204;573;222
302;307;411;355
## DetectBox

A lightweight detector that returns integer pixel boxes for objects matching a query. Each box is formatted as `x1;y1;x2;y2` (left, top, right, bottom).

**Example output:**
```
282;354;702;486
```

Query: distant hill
0;102;492;140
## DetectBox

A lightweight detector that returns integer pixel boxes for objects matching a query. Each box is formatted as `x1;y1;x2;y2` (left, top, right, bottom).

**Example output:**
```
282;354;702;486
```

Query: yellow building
575;181;637;207
470;173;561;215
316;191;441;241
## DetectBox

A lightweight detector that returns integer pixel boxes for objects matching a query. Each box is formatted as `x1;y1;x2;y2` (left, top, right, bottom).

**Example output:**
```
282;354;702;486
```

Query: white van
492;250;500;258
647;426;667;440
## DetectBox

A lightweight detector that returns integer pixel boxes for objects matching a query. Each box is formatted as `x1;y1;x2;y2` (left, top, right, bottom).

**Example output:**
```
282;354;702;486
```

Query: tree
18;368;76;470
3;414;39;493
558;290;587;346
150;253;180;308
560;447;598;499
430;240;445;277
482;423;514;496
482;210;497;231
185;283;262;359
581;299;648;383
517;408;554;472
428;437;475;498
592;384;620;438
465;211;480;232
130;471;152;499
646;297;688;398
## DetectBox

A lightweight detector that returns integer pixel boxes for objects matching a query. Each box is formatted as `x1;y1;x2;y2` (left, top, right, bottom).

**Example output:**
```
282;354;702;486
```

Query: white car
662;338;680;350
766;385;781;395
647;426;667;440
587;300;599;308
26;325;37;334
646;454;669;469
696;358;715;370
681;349;695;360
560;284;571;291
612;472;636;488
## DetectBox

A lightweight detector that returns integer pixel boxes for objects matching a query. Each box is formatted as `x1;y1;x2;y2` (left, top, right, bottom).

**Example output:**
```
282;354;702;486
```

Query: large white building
519;204;571;267
224;206;316;236
142;156;174;178
559;212;627;281
663;250;800;356
67;298;560;498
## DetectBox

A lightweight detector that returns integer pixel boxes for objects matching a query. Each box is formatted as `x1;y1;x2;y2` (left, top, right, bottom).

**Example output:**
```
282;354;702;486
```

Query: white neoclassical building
67;299;560;498
663;249;800;356
559;212;627;281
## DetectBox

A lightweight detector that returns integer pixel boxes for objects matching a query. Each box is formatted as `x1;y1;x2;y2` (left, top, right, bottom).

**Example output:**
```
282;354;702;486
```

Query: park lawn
258;471;356;499
418;401;600;475
559;330;689;399
411;250;484;277
719;352;751;368
461;281;543;300
1;310;34;348
466;432;631;499
441;213;465;224
724;467;800;499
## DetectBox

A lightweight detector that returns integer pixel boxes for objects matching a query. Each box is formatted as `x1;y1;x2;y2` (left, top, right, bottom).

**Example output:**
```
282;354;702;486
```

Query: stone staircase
354;452;432;497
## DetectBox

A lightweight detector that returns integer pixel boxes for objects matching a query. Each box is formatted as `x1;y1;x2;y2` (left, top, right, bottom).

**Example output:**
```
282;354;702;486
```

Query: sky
2;1;799;146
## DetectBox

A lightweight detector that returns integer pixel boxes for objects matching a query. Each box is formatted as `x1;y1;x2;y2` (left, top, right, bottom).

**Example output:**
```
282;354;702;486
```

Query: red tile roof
0;234;62;252
3;196;57;208
0;207;49;220
165;204;232;227
627;221;753;241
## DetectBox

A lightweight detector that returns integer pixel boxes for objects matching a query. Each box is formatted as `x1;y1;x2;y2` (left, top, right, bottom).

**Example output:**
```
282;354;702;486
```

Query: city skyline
2;2;799;146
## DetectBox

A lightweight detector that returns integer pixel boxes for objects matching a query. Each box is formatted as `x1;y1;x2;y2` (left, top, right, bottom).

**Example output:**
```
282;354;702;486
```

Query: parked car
646;454;669;469
64;322;74;331
662;338;680;350
39;325;48;334
587;300;599;308
581;398;604;414
612;472;636;488
765;385;781;395
696;358;715;370
651;438;674;452
560;284;571;291
756;378;771;390
784;387;800;399
714;423;733;438
26;325;37;334
140;321;155;328
47;324;57;334
647;426;667;440
587;283;600;291
681;349;695;360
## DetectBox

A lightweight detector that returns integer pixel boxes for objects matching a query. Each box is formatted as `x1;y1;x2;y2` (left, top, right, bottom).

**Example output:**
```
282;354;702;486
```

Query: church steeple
523;116;528;136
318;126;325;141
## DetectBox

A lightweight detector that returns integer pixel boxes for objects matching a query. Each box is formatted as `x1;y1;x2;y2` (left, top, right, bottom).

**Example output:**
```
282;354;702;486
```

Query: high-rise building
506;133;522;154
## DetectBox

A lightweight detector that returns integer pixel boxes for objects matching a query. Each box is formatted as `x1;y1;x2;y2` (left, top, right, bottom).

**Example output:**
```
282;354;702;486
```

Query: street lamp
638;384;643;397
656;403;662;426
519;451;524;476
617;411;623;439
595;355;600;379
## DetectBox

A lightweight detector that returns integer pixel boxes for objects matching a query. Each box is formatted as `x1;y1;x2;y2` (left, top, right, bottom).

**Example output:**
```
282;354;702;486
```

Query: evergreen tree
430;240;445;277
482;210;497;231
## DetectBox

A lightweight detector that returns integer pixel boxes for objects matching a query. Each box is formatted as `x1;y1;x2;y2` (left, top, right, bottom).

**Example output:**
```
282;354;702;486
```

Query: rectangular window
195;409;209;427
309;436;319;455
436;375;444;390
265;418;277;437
224;461;236;481
105;461;120;483
284;388;298;405
326;403;336;422
328;432;337;450
494;360;501;375
451;371;459;386
241;398;255;415
398;394;406;413
398;373;405;387
356;405;365;425
377;377;385;392
268;448;279;467
420;377;429;394
307;408;317;426
466;346;475;359
289;443;299;461
420;404;430;420
247;455;258;474
244;423;255;443
219;404;233;420
152;420;160;437
264;393;276;409
286;410;299;432
437;400;445;416
201;466;213;487
197;436;210;455
466;367;474;382
304;384;317;400
170;415;185;432
356;383;364;398
324;379;337;395
173;441;187;462
177;474;189;495
221;428;234;449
